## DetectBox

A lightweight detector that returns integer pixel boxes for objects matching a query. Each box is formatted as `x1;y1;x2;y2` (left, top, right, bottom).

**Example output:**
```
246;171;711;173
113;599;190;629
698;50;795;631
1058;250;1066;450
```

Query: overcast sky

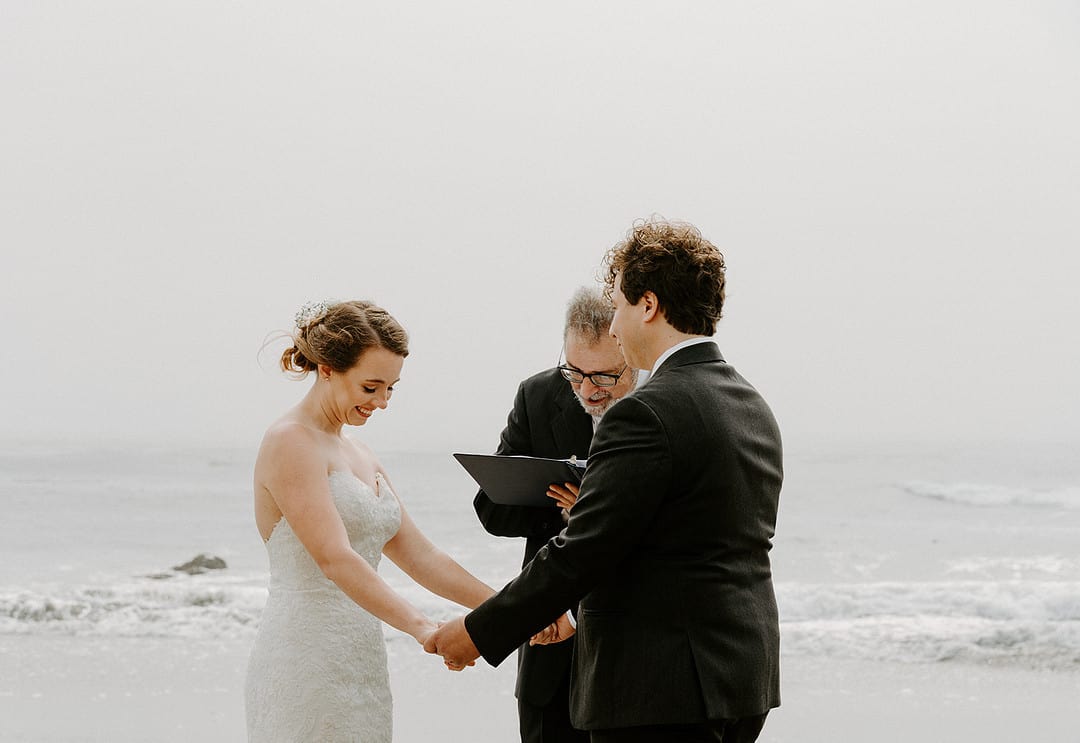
2;0;1078;454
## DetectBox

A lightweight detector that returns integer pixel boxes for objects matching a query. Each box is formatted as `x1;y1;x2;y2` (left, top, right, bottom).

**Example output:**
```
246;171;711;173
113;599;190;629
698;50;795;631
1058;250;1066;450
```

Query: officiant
472;286;639;743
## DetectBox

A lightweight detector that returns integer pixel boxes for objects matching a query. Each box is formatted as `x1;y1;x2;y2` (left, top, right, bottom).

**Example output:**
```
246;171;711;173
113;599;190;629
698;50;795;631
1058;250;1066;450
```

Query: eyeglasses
557;364;628;388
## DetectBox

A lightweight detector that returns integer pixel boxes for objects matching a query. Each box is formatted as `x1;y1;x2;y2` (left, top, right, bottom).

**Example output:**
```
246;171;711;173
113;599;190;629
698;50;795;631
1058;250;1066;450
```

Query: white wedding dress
246;471;402;742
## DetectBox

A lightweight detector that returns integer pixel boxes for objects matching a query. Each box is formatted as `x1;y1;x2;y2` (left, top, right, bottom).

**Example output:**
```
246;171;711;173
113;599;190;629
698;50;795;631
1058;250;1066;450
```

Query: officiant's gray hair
564;287;614;345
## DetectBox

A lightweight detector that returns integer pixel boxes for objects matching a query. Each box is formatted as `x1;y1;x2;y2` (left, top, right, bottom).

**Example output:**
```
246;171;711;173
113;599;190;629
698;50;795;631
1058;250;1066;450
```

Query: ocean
2;438;1079;740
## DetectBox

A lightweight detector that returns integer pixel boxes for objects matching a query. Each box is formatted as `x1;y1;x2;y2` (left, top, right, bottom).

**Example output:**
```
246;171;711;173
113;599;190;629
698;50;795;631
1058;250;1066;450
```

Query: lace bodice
264;471;402;590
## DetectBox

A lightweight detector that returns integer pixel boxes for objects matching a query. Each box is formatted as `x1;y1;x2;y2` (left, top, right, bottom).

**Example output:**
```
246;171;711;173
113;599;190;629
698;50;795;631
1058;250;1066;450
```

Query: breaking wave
778;580;1080;669
6;574;1079;670
0;574;267;639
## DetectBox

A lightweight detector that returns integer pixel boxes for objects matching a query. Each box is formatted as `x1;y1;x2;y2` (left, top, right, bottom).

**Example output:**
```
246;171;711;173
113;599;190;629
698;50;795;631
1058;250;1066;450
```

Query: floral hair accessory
295;300;331;330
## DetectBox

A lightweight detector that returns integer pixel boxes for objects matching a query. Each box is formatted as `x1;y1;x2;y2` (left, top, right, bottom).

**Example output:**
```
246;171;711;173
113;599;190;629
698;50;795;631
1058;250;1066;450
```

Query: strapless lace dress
245;471;402;742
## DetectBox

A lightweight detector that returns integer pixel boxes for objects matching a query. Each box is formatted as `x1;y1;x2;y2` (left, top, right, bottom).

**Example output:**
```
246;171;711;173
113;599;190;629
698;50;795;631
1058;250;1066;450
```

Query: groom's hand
424;615;481;672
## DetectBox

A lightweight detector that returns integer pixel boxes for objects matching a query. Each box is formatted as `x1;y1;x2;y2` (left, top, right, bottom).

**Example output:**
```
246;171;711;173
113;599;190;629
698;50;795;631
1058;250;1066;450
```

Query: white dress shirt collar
649;336;716;377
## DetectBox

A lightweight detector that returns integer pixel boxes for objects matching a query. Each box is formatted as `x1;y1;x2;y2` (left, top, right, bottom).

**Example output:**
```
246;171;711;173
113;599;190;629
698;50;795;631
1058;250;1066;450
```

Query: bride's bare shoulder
255;420;327;477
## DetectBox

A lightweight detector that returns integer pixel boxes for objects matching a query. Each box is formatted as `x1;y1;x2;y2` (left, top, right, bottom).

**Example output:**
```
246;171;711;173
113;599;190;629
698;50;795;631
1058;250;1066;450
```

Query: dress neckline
328;469;383;497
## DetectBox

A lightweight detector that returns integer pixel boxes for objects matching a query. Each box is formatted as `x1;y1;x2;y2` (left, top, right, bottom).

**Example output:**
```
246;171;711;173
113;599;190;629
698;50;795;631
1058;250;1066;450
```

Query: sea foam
5;574;1080;669
778;580;1080;668
0;575;267;639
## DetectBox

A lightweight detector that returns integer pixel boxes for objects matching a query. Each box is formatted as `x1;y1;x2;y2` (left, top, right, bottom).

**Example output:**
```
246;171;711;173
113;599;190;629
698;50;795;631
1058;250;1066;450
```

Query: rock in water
173;553;228;575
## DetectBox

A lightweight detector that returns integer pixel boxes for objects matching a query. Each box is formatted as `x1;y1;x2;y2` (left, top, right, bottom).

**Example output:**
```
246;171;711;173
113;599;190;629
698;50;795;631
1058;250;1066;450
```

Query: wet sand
3;634;1078;742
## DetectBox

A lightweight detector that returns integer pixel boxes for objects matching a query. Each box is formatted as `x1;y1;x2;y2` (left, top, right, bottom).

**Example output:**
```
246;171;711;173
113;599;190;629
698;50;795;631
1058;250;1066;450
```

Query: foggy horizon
3;0;1078;455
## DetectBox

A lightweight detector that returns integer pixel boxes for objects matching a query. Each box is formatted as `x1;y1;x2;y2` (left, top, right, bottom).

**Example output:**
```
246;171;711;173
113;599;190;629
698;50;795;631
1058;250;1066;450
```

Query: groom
428;219;783;742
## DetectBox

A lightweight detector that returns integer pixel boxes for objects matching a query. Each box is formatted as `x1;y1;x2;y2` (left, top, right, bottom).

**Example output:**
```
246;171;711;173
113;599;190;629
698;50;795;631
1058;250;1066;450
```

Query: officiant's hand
529;611;576;646
424;615;480;671
546;482;580;512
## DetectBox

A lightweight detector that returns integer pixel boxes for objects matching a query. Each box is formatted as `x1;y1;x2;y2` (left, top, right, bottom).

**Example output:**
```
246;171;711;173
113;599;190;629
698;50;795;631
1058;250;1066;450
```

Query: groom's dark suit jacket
466;342;783;730
472;367;594;708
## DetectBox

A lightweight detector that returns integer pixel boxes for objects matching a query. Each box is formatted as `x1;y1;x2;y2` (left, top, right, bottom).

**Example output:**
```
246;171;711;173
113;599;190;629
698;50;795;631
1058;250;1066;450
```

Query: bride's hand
529;611;576;646
413;619;439;648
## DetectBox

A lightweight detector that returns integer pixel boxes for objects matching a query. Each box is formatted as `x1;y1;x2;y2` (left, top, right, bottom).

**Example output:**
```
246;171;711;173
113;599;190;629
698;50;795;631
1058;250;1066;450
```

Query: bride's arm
383;509;496;609
258;425;436;643
378;473;495;609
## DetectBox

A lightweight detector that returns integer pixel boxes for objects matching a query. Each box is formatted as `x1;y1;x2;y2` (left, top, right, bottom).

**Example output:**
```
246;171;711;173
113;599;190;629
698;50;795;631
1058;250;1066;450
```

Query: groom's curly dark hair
603;217;726;336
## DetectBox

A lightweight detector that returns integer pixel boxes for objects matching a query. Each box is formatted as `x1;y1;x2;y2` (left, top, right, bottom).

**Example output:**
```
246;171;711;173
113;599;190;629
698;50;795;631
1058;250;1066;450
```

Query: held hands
423;615;481;672
529;611;576;646
546;482;580;513
423;612;575;672
412;620;440;651
417;619;474;671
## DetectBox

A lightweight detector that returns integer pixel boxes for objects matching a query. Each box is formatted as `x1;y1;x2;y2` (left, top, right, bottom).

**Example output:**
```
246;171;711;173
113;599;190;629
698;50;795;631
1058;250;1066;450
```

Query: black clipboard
454;453;586;508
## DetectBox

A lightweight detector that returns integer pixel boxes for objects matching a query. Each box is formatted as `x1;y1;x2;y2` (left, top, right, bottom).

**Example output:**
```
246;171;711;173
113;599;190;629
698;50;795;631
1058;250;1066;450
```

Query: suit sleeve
465;394;672;665
473;380;562;539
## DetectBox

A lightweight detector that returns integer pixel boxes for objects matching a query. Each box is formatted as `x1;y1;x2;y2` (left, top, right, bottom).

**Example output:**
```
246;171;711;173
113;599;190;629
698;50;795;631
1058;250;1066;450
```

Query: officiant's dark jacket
472;367;594;709
467;342;783;730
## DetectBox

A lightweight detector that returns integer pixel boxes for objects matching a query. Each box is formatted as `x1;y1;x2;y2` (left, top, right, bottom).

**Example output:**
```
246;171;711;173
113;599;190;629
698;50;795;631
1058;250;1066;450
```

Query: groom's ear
640;291;662;323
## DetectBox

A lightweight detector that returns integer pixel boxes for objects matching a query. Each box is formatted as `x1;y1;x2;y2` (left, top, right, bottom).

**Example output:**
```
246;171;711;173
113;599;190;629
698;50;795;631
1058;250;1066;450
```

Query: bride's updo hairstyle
280;300;409;377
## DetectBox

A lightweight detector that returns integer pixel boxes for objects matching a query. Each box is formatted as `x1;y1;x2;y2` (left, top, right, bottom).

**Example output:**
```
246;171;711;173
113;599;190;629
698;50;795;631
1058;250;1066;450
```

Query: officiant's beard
575;391;615;420
572;369;638;420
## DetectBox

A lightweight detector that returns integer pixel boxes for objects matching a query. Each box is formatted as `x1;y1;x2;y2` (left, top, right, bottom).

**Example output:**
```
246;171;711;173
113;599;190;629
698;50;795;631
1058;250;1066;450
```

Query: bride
245;299;494;742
